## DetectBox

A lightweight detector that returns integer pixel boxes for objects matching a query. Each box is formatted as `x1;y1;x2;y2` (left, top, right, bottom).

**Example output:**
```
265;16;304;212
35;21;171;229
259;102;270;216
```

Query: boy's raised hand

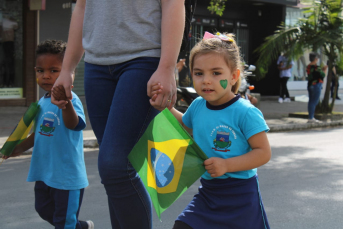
51;71;73;109
204;157;228;178
52;85;68;102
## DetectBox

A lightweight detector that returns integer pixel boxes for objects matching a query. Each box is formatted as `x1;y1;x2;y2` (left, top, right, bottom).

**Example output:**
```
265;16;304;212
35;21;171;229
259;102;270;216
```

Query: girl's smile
192;53;239;106
203;88;215;93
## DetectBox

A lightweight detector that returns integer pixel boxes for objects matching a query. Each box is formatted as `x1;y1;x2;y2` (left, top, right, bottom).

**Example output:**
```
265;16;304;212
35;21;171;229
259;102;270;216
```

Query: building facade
1;0;304;107
179;0;299;95
0;0;75;107
0;0;37;106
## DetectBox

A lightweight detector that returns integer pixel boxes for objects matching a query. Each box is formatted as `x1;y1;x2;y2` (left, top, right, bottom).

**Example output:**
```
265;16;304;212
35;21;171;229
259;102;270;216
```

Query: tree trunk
319;56;334;114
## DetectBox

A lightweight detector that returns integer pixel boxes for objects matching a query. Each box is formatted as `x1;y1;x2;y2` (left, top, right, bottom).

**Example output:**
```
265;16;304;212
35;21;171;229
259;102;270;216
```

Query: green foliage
207;0;227;16
335;55;343;75
255;0;343;113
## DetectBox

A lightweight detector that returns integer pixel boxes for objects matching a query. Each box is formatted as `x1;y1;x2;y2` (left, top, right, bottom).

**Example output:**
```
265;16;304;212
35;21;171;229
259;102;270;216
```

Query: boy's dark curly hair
36;40;67;60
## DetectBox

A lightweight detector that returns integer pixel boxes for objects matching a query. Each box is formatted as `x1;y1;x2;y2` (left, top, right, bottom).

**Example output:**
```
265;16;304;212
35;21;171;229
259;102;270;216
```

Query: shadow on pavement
259;142;343;229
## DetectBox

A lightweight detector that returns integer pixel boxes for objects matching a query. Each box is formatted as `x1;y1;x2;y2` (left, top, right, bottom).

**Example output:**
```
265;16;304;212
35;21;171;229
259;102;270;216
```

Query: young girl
2;40;93;229
150;32;271;229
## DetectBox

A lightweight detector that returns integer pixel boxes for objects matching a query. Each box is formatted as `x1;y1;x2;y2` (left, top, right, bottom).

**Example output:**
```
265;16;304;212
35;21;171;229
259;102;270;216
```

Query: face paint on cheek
220;79;228;89
36;78;39;84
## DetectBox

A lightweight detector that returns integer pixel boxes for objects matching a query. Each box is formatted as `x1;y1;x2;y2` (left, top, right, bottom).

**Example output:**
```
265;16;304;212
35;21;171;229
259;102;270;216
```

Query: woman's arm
147;0;185;109
204;131;271;177
51;0;86;109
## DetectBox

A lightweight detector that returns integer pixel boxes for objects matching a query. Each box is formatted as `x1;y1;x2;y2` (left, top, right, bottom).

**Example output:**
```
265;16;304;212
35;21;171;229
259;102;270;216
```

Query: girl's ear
231;68;240;85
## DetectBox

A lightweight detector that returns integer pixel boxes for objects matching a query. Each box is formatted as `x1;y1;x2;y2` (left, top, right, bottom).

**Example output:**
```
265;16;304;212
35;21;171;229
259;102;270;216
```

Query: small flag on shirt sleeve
0;101;40;156
128;108;208;219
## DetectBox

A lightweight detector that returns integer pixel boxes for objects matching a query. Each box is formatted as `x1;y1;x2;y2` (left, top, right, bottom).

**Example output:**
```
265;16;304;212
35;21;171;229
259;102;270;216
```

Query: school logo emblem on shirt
39;117;55;137
213;131;231;152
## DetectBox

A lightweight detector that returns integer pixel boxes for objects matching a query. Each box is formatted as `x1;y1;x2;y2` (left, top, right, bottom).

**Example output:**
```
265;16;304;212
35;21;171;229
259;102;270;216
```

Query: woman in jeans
51;0;185;228
307;52;328;123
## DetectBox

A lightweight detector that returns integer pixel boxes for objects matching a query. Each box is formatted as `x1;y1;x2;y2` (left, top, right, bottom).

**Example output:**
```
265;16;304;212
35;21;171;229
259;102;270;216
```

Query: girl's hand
150;82;163;98
147;67;176;110
51;71;73;109
204;157;228;178
150;83;164;109
150;96;164;111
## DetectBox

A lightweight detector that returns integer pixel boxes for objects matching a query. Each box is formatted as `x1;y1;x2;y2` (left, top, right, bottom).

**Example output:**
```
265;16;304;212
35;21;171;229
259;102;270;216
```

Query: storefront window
0;0;23;99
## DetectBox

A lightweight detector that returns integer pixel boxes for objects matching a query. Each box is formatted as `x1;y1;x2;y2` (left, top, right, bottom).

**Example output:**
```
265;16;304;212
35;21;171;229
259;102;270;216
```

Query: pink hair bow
203;31;233;42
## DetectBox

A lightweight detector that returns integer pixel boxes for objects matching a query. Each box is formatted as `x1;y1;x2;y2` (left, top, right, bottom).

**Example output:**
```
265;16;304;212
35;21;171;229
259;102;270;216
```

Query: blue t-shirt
27;92;88;190
182;95;269;180
277;55;294;78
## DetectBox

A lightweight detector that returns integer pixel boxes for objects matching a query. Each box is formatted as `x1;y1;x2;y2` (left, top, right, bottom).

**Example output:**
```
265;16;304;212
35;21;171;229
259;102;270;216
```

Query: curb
268;120;343;132
2;121;342;156
84;138;99;148
0;139;100;157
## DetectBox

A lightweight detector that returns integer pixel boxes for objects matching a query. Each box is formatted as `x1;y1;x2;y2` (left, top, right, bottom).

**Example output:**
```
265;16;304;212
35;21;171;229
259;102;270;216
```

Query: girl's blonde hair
189;33;242;94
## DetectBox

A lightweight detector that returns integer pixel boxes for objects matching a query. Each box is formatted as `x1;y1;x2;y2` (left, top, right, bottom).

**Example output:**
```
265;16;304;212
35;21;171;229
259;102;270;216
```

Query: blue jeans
84;57;160;229
308;83;322;119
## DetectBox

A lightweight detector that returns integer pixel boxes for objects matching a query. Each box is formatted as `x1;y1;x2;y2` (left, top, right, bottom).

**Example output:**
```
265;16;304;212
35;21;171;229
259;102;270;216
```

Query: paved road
1;127;343;229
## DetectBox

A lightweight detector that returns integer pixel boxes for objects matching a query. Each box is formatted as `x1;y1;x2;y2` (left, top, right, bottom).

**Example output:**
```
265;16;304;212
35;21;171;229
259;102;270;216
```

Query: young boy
2;40;93;229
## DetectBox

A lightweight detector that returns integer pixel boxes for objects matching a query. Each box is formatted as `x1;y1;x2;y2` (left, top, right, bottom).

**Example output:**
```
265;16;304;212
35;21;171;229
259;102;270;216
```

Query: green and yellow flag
0;101;40;156
128;109;208;219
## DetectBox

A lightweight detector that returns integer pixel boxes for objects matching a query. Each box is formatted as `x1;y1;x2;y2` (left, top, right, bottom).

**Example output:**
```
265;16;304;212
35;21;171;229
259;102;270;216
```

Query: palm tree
255;0;343;113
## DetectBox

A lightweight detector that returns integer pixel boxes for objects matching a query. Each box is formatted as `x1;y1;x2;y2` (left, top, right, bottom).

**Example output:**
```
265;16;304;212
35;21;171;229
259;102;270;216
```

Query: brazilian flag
128;109;208;219
0;102;40;156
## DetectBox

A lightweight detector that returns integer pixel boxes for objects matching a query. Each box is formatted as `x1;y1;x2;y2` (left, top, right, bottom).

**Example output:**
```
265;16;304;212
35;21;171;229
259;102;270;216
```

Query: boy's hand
1;146;24;159
204;157;228;178
51;71;74;109
52;85;68;101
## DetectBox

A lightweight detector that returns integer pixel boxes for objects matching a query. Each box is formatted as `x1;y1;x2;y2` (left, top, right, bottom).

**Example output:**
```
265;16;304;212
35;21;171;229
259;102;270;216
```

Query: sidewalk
1;92;343;150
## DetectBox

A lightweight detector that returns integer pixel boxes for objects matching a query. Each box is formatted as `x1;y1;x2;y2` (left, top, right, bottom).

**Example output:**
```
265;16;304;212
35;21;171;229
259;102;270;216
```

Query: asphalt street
1;127;343;229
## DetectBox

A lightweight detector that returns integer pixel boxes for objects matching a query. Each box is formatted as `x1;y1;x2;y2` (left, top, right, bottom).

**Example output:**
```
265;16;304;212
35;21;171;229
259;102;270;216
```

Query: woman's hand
147;67;176;111
51;71;73;109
